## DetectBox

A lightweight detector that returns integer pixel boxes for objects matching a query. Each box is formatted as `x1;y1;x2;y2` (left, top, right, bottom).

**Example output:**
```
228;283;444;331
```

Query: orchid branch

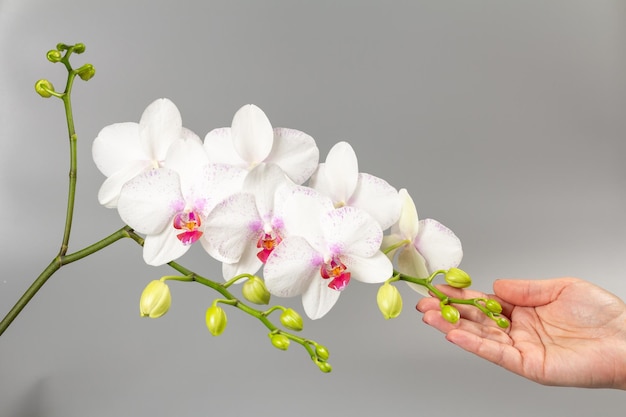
126;230;333;372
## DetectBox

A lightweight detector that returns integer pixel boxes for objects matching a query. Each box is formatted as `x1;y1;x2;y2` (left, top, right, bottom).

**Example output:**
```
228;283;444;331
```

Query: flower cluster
92;98;463;319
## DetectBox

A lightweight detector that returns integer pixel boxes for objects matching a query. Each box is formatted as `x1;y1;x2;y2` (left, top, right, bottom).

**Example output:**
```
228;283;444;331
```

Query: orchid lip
173;210;203;245
256;231;282;263
320;255;350;291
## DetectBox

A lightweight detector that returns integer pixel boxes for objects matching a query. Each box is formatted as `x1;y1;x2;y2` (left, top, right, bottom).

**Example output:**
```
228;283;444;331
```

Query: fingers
445;329;523;375
422;309;513;345
493;278;580;307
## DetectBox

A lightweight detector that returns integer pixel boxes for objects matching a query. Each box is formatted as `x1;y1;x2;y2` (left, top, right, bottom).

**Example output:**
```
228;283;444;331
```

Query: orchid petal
138;98;183;161
143;226;190;266
163;135;208;197
243;163;291;217
348;173;401;230
393;188;419;239
231;104;273;166
117;168;183;234
97;160;151;208
265;128;319;184
92;122;143;177
192;163;248;217
414;218;463;272
221;244;263;280
397;245;430;296
264;236;322;298
203;127;247;168
281;187;333;249
321;206;382;258
310;141;358;205
343;251;392;284
202;193;259;263
301;275;342;320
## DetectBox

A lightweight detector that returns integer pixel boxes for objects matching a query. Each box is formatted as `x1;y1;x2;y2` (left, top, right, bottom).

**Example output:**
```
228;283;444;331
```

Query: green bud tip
270;334;290;351
73;43;86;54
77;64;96;81
441;304;460;324
56;43;69;51
280;308;303;331
241;276;270;305
485;299;503;314
35;79;55;98
205;305;227;336
444;267;472;289
496;317;510;329
317;361;332;373
46;50;62;63
376;282;403;319
139;280;172;319
315;345;330;361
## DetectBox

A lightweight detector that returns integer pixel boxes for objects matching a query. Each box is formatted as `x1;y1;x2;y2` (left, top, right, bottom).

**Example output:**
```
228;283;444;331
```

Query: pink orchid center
173;210;203;245
320;256;351;291
256;231;282;263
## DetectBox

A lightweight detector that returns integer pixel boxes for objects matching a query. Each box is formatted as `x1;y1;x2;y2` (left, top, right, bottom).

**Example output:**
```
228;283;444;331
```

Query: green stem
0;226;133;336
58;54;79;257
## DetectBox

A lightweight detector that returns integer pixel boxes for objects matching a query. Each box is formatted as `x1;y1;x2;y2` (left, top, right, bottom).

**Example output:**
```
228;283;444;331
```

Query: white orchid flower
201;163;296;280
263;187;392;319
309;141;401;230
382;188;463;296
116;136;246;266
203;104;319;185
92;98;197;208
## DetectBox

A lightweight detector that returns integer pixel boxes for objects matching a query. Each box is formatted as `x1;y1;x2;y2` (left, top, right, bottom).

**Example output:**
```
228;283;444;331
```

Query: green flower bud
73;43;86;54
280;308;303;331
485;299;503;314
444;268;472;289
315;345;329;361
317;361;332;373
496;317;510;329
205;305;227;336
56;43;69;51
441;304;460;324
376;282;403;319
270;333;290;351
242;276;270;305
34;79;55;98
46;49;62;63
139;280;171;318
76;64;96;81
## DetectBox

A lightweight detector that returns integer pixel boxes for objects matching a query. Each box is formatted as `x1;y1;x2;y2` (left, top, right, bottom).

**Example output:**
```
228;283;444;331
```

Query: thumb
493;278;572;307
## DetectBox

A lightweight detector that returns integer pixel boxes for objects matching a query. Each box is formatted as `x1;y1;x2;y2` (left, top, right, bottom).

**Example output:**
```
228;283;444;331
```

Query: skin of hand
416;277;626;390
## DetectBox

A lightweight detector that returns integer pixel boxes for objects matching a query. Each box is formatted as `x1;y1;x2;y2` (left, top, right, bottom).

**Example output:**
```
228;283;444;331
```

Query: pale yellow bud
444;268;472;289
139;280;171;318
242;276;270;305
205;305;227;336
377;282;403;319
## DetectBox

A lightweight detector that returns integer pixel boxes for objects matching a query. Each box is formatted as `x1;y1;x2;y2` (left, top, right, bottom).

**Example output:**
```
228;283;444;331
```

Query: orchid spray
0;43;509;372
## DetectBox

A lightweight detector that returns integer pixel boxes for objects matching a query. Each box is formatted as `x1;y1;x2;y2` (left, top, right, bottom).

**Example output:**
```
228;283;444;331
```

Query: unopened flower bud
76;64;96;81
205;305;227;336
73;43;86;54
35;79;55;98
139;280;171;318
317;361;332;373
270;333;290;350
242;276;270;305
280;308;303;331
444;268;472;289
376;282;403;319
485;299;503;314
46;49;62;63
496;317;510;329
441;304;460;324
315;345;329;361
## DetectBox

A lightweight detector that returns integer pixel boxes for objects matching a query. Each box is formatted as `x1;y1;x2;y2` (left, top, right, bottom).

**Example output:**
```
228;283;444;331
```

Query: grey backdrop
1;1;625;416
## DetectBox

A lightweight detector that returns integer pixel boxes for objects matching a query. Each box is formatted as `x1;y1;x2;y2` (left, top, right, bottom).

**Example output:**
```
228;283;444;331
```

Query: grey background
1;0;625;416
